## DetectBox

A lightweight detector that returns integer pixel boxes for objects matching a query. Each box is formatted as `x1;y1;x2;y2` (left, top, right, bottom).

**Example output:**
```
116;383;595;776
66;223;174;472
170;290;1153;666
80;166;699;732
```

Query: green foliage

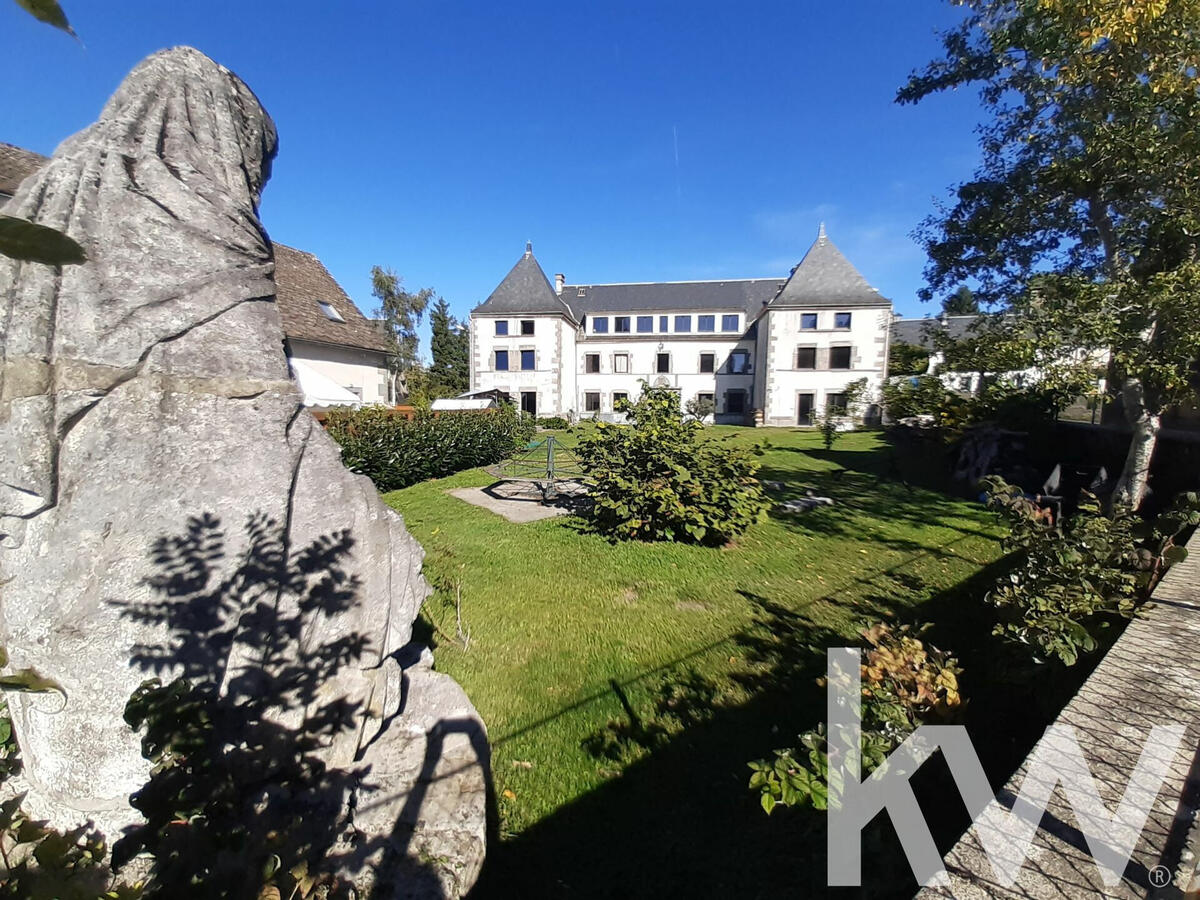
0;215;87;267
982;478;1198;665
941;285;979;316
887;341;930;377
428;296;470;396
750;623;964;812
576;385;769;545
370;266;432;377
684;395;715;420
536;416;569;430
118;679;339;899
881;374;950;422
901;0;1200;499
326;404;535;492
13;0;75;36
817;379;868;450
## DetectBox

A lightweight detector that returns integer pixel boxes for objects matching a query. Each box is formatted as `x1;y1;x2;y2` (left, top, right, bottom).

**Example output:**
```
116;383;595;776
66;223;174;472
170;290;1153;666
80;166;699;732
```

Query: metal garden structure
486;435;588;503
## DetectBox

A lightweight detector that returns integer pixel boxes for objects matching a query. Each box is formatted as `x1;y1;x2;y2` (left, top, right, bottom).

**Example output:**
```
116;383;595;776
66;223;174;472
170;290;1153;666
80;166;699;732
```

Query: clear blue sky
2;0;986;353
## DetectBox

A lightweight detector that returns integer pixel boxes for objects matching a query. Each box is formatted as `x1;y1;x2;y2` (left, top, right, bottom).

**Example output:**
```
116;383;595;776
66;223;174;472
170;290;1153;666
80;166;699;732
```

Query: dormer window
318;302;345;322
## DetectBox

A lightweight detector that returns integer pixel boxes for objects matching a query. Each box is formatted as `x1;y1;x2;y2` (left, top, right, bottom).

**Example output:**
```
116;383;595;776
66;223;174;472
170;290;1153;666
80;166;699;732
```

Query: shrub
982;478;1197;665
576;384;769;544
325;404;535;492
749;623;963;812
881;374;951;422
684;396;715;421
536;416;570;430
818;379;868;450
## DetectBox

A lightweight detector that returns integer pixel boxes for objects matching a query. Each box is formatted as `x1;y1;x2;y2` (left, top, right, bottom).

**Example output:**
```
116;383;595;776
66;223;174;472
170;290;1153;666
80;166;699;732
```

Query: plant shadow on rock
108;512;453;899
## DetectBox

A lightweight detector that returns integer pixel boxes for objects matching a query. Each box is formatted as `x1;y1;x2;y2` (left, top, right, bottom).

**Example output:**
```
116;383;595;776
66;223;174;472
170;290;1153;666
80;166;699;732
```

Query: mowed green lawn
383;427;1006;896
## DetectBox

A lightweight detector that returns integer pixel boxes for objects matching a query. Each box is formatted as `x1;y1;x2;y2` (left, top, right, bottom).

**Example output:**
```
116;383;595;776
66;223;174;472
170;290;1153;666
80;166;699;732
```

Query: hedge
324;405;536;492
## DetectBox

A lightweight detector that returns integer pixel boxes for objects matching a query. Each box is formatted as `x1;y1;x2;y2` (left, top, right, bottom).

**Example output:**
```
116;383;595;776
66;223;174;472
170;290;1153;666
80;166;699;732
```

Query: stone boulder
0;46;486;897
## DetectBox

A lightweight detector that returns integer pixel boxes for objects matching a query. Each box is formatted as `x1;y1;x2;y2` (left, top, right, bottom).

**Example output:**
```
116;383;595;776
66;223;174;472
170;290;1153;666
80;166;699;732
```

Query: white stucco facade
758;305;891;426
287;339;392;406
470;313;578;417
469;232;893;425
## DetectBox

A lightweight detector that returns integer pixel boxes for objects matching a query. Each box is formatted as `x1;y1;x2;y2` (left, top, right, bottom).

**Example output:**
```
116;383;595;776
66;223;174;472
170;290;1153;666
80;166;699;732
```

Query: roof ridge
566;276;786;288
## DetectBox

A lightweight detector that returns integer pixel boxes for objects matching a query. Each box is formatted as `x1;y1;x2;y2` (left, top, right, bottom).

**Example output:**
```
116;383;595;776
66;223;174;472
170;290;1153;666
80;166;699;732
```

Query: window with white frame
614;353;629;374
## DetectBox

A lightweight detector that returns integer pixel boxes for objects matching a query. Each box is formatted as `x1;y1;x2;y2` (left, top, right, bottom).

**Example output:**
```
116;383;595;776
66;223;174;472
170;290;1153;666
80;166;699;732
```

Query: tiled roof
273;244;390;353
770;224;890;309
0;142;49;198
0;140;387;355
891;315;984;349
472;243;576;320
565;278;784;319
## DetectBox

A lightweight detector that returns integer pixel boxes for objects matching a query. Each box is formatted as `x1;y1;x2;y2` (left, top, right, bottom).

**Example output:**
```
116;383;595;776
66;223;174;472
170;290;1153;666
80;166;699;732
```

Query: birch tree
900;0;1200;507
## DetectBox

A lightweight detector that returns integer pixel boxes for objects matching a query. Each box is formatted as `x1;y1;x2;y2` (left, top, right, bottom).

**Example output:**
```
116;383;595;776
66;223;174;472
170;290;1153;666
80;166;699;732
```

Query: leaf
761;792;776;815
13;0;75;35
1163;545;1188;565
0;667;66;696
0;215;86;266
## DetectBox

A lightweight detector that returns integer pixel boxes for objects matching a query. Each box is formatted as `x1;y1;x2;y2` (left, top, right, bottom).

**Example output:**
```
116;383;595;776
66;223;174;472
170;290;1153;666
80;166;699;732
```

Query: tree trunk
1112;378;1160;509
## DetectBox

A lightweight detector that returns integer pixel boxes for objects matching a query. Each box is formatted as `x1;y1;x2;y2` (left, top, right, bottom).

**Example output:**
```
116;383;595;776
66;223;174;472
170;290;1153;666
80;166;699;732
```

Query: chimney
555;273;565;295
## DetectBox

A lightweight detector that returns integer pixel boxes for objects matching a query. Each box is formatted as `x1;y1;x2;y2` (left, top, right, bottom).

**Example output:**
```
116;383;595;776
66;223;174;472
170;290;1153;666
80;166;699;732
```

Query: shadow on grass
470;543;1105;899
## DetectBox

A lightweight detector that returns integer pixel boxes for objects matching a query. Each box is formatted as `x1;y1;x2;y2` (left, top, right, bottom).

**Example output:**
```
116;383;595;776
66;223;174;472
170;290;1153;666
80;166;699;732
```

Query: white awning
287;358;364;408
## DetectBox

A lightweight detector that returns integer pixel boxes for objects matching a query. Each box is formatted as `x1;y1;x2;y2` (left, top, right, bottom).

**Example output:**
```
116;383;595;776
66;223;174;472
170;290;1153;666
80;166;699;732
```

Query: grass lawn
383;427;1021;896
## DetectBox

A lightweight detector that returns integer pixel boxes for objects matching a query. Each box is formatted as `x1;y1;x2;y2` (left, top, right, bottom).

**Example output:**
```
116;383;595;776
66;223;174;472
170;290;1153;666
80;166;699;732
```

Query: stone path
918;546;1200;898
447;484;584;523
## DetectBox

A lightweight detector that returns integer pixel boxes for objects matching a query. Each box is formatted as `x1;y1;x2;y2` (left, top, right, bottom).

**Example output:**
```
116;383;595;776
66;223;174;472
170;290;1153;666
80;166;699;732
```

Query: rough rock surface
0;47;486;896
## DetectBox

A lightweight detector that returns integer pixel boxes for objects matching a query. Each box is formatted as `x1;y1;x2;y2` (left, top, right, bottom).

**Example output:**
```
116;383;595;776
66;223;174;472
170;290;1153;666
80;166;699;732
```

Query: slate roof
0;142;48;199
475;227;891;321
273;243;390;353
473;243;576;320
770;225;890;309
565;278;785;319
891;315;984;349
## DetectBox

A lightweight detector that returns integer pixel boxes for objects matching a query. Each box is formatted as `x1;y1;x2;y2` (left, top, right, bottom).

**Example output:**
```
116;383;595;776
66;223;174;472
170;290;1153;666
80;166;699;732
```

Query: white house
272;243;392;407
470;227;892;425
2;142;391;411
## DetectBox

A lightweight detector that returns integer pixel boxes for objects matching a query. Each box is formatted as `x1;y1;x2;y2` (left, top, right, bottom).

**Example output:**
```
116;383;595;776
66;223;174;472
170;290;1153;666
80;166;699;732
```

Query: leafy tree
817;378;867;450
900;0;1200;508
941;285;979;316
887;341;930;377
428;296;470;396
982;477;1196;666
576;384;769;545
370;266;432;396
685;395;715;421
